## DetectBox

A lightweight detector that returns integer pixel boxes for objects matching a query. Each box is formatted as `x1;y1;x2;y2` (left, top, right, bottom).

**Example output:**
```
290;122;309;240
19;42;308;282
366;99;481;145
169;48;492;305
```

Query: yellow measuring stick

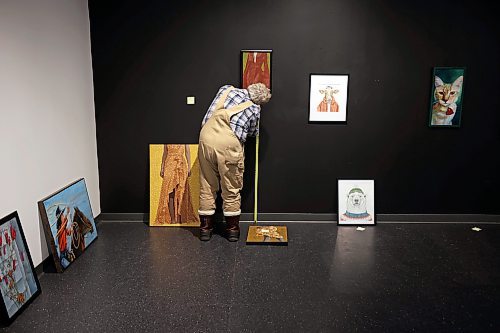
253;124;260;224
247;120;288;245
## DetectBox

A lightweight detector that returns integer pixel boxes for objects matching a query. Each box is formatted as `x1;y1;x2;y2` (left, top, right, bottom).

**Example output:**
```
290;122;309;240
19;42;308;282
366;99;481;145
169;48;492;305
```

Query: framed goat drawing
309;74;349;123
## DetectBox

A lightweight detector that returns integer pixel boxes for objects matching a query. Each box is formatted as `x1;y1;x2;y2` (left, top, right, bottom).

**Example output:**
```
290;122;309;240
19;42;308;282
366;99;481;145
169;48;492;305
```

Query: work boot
225;215;240;242
199;215;214;241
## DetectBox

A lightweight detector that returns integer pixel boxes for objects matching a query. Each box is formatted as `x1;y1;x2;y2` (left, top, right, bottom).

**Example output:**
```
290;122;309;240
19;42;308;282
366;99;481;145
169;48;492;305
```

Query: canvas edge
37;201;63;273
149;144;155;226
80;179;99;248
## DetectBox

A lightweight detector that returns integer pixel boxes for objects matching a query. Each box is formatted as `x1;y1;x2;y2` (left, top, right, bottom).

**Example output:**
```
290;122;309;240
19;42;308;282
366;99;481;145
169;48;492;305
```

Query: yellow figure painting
150;144;200;226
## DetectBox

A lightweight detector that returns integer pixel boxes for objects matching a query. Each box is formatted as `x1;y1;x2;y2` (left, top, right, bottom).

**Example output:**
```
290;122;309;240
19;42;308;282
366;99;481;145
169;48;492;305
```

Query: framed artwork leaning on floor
38;178;98;273
0;212;41;325
150;144;201;227
338;179;376;226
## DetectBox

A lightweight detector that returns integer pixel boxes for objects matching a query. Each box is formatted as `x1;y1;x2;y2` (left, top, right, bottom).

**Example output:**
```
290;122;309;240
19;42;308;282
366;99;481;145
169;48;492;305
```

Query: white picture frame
338;179;376;225
309;74;349;122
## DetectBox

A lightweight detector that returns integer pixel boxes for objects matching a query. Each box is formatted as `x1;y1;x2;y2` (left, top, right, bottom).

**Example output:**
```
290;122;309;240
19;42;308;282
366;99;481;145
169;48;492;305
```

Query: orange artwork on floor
242;51;271;90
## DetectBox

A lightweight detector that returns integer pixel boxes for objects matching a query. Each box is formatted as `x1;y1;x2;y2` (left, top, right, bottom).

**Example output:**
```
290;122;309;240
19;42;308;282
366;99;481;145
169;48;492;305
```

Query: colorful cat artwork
429;67;465;127
431;76;463;125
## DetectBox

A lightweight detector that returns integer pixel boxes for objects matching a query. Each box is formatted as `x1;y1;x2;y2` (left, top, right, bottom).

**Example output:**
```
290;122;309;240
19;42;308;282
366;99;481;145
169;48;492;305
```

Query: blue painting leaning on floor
39;179;97;272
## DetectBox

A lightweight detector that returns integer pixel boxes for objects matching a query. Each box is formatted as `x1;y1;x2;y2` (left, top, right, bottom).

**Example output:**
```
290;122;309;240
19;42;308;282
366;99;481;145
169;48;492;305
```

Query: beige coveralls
198;87;254;217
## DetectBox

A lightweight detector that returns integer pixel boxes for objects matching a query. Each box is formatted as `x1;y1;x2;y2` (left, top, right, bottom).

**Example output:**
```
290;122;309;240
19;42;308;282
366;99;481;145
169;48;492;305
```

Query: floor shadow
180;213;227;239
42;256;58;273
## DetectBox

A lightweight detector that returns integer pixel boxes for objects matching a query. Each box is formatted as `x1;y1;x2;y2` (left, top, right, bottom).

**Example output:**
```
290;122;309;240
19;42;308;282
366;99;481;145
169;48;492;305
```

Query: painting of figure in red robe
38;178;98;273
241;50;272;91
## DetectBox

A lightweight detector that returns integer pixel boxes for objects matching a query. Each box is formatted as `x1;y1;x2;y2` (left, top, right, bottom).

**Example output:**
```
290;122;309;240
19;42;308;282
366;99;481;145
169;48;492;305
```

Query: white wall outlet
186;96;195;105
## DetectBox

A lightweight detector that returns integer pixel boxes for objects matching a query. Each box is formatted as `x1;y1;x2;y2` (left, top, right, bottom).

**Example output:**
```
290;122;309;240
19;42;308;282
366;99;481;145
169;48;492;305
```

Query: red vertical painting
241;50;272;91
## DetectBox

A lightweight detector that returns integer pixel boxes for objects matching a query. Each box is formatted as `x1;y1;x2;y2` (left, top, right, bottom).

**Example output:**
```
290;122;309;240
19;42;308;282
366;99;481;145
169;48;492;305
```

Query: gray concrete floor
1;221;499;332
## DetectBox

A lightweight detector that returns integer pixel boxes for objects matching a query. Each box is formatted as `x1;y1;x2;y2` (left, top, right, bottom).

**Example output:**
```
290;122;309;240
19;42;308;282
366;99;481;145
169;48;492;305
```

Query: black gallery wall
89;0;500;215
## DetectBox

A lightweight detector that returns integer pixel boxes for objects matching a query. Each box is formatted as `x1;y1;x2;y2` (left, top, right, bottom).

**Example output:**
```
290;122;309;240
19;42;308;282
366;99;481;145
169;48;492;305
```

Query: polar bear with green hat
340;187;373;221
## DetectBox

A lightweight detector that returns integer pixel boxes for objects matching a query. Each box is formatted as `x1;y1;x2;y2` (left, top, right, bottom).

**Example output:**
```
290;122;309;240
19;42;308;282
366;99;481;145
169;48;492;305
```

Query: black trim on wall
97;213;500;224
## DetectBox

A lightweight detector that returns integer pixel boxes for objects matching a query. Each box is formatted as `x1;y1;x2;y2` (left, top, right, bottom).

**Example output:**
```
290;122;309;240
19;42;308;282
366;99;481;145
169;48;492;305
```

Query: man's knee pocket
224;147;244;188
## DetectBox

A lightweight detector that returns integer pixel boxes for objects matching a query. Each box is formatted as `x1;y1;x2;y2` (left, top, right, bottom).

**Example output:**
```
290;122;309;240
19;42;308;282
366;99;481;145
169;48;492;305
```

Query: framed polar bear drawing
337;180;376;226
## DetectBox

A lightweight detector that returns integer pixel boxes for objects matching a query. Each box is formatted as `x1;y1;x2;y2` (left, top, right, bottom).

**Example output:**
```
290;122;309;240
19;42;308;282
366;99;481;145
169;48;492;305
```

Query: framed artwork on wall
0;212;41;325
150;144;201;227
338;179;376;226
309;74;349;122
38;178;98;273
241;50;272;91
429;67;465;127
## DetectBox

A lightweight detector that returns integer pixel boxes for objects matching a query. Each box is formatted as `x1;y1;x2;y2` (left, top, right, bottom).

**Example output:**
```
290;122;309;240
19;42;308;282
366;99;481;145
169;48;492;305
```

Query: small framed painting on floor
0;212;41;325
338;180;376;226
309;74;349;122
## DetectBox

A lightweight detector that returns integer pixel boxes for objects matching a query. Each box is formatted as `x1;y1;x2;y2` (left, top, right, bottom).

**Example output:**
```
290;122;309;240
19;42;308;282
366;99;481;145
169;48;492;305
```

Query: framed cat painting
429;67;465;127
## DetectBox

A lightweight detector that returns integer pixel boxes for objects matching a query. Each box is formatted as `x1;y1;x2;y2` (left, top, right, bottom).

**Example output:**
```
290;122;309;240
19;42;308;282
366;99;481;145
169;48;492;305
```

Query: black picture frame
0;211;41;325
309;73;350;124
337;179;376;226
240;49;273;92
38;178;98;273
428;67;466;128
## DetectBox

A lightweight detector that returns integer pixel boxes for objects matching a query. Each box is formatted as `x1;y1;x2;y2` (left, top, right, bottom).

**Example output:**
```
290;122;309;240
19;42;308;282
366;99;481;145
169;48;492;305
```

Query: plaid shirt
202;85;260;142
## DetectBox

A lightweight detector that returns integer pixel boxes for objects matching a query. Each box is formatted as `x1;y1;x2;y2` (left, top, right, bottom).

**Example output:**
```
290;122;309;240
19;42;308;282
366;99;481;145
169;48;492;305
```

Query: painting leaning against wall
0;212;41;324
150;144;201;227
338;179;376;226
38;178;98;273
